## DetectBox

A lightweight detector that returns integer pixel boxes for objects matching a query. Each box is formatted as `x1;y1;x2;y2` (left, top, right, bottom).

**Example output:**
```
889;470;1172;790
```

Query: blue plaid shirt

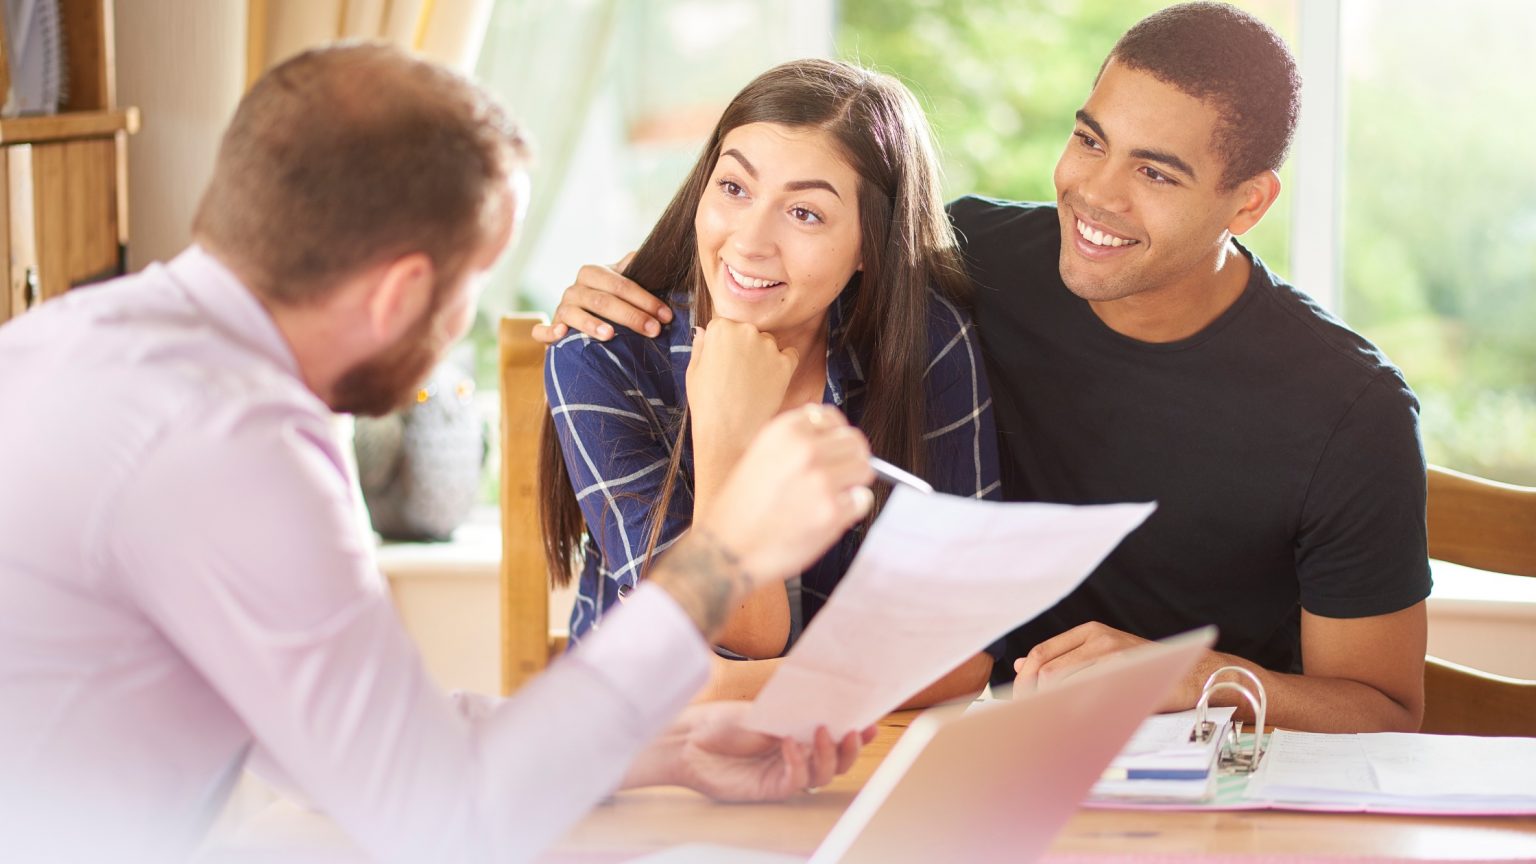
545;288;1001;647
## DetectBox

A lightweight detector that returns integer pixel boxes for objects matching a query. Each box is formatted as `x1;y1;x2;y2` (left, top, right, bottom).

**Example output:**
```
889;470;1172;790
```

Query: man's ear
1228;170;1282;237
367;253;435;343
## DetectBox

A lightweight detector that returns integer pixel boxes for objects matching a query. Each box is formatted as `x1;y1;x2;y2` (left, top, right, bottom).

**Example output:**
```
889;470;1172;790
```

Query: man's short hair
193;42;528;305
1106;2;1301;190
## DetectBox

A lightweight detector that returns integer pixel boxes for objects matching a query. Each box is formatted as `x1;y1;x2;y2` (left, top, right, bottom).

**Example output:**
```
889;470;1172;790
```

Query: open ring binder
1191;666;1267;773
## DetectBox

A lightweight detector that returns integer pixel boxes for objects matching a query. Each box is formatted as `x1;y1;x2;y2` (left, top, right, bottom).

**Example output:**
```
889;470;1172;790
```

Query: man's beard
329;297;449;417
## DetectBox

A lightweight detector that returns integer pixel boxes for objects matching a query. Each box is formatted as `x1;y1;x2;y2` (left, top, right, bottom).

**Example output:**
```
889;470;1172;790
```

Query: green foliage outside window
1340;1;1536;484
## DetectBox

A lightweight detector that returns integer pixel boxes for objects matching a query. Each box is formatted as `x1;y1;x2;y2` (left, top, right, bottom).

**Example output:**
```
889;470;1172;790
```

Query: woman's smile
722;261;787;302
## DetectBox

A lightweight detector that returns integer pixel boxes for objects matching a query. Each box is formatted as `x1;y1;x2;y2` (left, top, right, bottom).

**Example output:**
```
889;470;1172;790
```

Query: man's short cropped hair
193;42;529;305
1106;1;1301;190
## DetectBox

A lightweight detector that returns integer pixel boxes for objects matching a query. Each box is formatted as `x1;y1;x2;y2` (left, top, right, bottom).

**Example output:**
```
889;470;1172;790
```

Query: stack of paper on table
1091;727;1536;815
1240;730;1536;815
1089;707;1236;803
744;487;1155;741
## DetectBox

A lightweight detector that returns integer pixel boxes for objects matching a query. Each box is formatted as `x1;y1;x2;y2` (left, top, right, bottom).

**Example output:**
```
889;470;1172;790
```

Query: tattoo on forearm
652;530;754;636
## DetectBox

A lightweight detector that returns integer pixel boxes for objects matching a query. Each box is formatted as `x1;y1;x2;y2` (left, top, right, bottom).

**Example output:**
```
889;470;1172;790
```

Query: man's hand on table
674;702;873;801
624;701;875;802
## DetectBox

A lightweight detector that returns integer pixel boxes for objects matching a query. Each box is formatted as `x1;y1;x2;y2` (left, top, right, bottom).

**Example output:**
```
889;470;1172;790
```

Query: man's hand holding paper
745;488;1155;740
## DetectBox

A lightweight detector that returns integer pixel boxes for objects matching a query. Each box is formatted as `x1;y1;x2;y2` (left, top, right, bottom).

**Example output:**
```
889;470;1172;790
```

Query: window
1339;0;1536;484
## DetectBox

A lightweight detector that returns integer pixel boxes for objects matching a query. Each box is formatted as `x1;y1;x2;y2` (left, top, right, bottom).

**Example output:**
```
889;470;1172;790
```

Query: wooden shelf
0;1;132;324
0;108;139;145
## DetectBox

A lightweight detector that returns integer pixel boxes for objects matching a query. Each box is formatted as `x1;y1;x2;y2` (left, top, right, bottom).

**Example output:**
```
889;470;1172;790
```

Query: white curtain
249;0;496;80
471;0;620;315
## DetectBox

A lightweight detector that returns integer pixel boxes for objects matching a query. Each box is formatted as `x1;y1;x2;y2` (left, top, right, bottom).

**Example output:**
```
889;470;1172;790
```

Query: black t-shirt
948;196;1432;681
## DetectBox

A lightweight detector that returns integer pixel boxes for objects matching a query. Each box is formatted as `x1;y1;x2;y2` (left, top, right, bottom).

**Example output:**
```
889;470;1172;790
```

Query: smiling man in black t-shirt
963;4;1429;733
532;3;1431;732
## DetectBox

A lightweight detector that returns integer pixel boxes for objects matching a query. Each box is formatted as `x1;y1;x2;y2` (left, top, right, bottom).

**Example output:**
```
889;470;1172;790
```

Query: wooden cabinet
0;0;136;323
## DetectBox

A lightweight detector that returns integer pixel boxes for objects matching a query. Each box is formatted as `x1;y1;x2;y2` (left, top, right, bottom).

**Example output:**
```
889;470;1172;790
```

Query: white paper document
1243;730;1536;814
745;488;1155;740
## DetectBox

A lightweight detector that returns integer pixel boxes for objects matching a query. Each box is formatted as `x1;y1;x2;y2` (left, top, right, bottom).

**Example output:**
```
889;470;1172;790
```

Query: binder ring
1191;666;1268;773
1201;666;1266;708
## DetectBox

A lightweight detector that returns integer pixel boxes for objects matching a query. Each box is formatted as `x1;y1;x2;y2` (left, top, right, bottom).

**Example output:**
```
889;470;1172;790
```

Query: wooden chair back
1421;465;1536;735
498;314;566;695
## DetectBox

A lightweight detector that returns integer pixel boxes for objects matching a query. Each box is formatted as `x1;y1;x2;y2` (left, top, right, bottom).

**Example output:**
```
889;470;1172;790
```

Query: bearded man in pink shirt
0;43;875;862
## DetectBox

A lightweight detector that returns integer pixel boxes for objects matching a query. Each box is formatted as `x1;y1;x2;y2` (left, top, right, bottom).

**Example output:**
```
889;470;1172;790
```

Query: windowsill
1425;560;1536;679
1427;560;1536;618
372;505;575;623
374;507;502;581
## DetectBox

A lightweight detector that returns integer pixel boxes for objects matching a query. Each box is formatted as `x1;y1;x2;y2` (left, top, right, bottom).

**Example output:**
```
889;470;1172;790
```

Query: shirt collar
165;245;303;381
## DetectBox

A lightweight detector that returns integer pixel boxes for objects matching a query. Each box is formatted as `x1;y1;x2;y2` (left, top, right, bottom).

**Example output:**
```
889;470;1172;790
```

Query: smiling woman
537;58;1002;705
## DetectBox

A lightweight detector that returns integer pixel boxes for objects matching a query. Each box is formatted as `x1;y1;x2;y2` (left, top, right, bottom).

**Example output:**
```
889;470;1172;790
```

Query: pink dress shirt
0;247;709;862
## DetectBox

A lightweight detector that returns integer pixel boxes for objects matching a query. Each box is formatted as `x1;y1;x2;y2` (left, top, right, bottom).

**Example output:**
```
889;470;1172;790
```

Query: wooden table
544;712;1536;862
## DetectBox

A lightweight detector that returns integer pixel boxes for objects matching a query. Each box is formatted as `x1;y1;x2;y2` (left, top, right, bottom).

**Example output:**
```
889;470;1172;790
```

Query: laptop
633;628;1216;864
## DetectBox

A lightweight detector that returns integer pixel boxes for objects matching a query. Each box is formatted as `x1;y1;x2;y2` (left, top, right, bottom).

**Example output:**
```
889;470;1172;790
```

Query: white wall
114;1;247;271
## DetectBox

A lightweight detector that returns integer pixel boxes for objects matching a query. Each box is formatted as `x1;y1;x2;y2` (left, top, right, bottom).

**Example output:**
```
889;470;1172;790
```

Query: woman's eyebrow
785;179;842;200
722;149;758;178
722;149;844;200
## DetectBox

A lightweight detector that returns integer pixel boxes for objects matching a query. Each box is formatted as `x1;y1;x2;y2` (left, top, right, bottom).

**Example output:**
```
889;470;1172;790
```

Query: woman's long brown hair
538;58;971;588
